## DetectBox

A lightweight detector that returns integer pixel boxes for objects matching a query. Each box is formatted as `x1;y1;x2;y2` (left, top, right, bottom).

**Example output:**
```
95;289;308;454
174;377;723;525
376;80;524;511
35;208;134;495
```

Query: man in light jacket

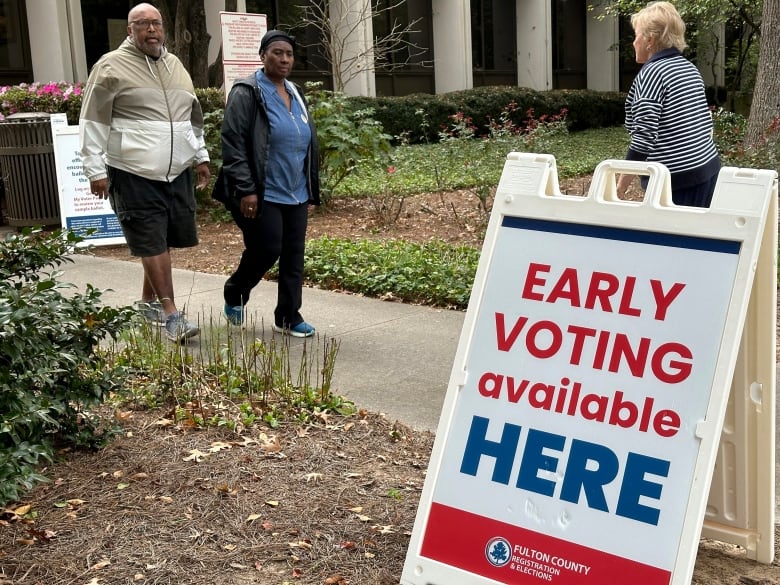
79;2;210;342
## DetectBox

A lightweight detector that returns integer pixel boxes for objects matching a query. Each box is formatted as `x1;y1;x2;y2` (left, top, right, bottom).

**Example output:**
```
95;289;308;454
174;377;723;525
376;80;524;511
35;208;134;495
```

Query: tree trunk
745;0;780;146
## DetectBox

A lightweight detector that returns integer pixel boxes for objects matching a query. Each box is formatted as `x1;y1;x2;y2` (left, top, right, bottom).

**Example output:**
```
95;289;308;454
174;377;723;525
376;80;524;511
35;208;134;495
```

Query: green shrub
195;87;226;115
349;93;460;144
302;237;479;309
348;87;626;144
0;228;135;504
713;107;780;172
305;83;392;204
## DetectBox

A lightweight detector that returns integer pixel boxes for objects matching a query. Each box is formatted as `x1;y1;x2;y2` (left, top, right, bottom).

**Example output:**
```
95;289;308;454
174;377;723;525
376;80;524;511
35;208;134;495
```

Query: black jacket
212;74;321;211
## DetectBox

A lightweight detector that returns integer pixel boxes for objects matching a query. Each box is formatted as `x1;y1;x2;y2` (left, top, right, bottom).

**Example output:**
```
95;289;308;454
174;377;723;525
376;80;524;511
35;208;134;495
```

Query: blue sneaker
223;303;245;326
272;321;315;338
164;311;200;343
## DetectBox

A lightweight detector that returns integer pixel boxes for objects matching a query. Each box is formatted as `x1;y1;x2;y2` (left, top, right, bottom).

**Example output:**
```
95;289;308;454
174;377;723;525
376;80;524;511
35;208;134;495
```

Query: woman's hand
241;194;259;218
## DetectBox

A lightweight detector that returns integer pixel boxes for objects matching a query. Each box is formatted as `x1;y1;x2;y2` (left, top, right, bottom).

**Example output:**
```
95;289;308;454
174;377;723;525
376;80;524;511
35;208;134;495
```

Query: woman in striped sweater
617;1;720;207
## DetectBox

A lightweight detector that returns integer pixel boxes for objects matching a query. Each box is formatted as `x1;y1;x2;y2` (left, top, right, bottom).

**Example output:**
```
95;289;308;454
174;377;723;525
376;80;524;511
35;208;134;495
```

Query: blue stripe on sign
501;216;741;255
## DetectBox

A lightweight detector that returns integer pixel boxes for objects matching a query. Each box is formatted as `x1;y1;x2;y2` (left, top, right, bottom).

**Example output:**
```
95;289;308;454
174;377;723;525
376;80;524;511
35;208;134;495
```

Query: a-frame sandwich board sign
401;153;777;585
701;167;777;562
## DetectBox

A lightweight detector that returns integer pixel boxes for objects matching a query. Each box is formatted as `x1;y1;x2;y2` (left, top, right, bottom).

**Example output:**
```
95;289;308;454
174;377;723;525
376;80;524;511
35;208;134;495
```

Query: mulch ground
0;409;432;585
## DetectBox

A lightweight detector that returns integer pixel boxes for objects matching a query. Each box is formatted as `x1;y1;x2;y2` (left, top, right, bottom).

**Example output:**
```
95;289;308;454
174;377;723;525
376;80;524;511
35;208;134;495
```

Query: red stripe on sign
420;503;672;584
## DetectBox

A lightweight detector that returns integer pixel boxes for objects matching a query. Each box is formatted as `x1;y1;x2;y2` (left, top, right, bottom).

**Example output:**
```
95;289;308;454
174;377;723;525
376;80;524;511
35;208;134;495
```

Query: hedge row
345;86;627;143
200;85;627;143
0;83;625;143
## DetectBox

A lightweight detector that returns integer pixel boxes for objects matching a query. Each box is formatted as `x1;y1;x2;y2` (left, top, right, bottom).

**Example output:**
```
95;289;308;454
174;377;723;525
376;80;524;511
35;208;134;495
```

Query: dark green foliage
348;93;460;144
195;87;226;115
303;237;479;309
347;87;626;144
549;90;627;131
0;228;135;504
305;83;393;204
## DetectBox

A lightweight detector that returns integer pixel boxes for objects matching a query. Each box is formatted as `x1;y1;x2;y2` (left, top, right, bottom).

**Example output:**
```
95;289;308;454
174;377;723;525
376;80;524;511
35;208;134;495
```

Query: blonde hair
631;1;687;52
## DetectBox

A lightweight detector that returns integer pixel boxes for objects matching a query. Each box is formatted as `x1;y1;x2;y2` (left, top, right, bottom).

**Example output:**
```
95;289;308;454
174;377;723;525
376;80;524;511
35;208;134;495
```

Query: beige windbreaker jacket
79;38;209;183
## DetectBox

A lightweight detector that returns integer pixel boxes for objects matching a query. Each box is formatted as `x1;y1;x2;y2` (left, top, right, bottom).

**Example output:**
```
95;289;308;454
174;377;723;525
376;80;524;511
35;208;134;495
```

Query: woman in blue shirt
215;30;321;335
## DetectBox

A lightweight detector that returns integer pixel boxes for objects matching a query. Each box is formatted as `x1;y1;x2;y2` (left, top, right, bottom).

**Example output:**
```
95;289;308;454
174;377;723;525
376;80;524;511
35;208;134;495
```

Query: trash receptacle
0;112;60;227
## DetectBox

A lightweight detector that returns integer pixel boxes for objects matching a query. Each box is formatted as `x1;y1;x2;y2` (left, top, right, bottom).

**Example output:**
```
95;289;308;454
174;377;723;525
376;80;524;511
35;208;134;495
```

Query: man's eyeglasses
131;19;164;29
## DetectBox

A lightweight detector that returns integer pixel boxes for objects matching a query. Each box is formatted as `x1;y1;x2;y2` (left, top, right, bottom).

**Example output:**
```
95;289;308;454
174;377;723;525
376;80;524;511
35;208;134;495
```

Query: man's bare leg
141;274;156;303
140;251;178;316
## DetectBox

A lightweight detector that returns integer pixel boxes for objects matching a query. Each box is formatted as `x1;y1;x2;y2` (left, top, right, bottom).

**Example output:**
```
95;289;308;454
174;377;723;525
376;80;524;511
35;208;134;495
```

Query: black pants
672;174;718;208
224;201;309;328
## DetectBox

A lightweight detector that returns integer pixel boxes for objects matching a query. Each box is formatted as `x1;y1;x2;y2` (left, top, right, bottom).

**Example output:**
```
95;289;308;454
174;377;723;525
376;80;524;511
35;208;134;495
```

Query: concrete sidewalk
58;253;463;432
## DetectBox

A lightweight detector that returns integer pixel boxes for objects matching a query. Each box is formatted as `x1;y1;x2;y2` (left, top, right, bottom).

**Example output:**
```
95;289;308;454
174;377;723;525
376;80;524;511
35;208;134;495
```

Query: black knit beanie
259;30;296;54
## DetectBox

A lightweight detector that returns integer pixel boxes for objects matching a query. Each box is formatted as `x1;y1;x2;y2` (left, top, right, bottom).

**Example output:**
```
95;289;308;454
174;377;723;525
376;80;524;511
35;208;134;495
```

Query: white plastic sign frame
401;153;776;585
52;122;125;246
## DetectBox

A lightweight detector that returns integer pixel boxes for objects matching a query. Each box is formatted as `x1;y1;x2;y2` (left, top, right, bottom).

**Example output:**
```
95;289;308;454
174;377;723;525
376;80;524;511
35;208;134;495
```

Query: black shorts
107;166;198;257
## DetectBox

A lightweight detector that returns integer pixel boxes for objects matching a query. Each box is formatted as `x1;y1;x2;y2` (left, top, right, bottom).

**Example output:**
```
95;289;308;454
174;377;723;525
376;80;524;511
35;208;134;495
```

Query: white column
330;0;375;96
27;0;84;83
516;0;551;90
697;23;726;88
586;5;619;91
204;0;250;65
431;0;472;94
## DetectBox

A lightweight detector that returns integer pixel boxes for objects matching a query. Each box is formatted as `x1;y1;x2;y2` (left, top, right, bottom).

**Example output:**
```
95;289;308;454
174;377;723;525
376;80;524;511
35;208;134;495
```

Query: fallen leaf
158;496;173;503
355;514;371;522
302;472;322;483
14;504;31;516
116;483;130;490
223;544;237;551
265;500;279;507
209;441;232;452
67;499;86;507
130;472;149;480
348;506;363;513
90;558;111;570
183;449;209;462
245;513;261;522
339;541;357;550
112;470;124;478
83;578;101;585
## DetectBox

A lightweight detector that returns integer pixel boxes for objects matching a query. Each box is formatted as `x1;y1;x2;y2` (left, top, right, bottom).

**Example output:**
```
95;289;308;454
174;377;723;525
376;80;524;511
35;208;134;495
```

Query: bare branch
293;0;430;92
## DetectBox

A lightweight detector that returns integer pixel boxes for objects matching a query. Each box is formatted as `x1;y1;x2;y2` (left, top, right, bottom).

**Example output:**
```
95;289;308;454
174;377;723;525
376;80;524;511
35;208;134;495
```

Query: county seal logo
485;536;512;568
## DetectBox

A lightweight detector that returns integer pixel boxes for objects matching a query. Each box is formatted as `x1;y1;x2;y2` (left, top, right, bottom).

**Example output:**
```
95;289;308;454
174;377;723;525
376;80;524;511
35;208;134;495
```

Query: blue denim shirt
256;70;312;204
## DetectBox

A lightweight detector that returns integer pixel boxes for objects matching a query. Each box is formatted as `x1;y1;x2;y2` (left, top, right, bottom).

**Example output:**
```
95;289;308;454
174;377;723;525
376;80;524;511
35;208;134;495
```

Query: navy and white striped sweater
625;48;720;189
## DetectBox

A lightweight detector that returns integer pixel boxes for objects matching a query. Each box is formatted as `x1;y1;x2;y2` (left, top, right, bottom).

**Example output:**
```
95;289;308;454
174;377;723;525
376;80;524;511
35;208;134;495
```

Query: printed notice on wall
53;125;125;246
220;11;268;99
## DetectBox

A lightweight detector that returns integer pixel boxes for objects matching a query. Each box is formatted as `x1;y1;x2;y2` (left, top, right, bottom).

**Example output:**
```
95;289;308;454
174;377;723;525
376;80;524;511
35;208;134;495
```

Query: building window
0;0;32;85
471;0;516;87
552;0;587;89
